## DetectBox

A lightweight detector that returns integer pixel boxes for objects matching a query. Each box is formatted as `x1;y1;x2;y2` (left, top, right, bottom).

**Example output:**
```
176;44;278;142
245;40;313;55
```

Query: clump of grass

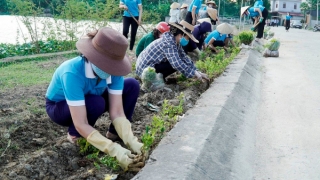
238;31;254;45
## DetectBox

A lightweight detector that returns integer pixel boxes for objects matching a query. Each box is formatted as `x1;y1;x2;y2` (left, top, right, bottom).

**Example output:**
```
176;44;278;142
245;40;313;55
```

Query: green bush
0;40;76;59
264;38;280;51
238;31;254;45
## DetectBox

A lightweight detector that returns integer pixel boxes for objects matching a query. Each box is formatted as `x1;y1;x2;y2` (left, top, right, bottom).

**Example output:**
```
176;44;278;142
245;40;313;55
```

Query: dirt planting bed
0;51;230;180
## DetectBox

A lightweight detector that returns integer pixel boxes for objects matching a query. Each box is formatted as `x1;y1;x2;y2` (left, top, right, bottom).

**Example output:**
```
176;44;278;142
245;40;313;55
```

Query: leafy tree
306;0;318;9
0;0;10;14
300;2;310;16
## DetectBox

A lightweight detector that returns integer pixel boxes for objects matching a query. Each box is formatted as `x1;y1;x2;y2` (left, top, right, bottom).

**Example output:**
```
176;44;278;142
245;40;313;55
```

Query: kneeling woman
135;22;170;57
182;19;212;57
45;27;142;171
136;20;209;82
204;23;233;53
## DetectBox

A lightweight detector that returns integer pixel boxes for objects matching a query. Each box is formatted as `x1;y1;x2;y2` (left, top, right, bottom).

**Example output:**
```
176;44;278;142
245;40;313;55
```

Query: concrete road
254;27;320;179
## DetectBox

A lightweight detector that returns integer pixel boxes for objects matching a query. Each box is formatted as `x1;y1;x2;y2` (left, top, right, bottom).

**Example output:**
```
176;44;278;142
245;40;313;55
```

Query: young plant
141;126;155;150
238;31;254;45
77;137;120;171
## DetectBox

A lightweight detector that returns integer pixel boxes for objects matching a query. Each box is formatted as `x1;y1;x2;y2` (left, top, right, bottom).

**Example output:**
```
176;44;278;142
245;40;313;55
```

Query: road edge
132;48;263;180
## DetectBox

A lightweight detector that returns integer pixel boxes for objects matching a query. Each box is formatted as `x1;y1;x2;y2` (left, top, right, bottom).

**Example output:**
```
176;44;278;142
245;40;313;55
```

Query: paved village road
253;27;320;180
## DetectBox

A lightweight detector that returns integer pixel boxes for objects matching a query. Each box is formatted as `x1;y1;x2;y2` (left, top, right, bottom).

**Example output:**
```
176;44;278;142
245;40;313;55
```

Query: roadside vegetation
0;0;244;179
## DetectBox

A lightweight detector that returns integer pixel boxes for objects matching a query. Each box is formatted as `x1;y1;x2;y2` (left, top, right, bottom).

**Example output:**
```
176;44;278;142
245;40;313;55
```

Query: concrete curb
132;48;263;180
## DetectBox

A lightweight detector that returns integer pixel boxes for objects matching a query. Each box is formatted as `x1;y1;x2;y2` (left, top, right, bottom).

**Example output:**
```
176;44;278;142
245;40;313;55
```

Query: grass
0;53;78;90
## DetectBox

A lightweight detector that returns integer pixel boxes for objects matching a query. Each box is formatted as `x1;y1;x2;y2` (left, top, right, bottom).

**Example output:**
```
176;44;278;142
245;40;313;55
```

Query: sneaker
106;131;122;142
67;133;79;144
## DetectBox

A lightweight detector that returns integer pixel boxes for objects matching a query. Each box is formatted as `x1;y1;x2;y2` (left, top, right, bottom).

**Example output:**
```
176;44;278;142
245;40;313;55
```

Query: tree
300;2;310;16
307;0;318;9
0;0;9;14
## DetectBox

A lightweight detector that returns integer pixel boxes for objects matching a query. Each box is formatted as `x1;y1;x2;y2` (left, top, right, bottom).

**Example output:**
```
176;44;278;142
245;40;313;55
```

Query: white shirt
169;9;180;23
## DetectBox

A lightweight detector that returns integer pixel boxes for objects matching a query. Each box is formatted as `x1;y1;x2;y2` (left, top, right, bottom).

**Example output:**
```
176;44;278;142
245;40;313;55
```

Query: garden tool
251;21;260;32
126;9;148;33
86;130;135;171
146;102;160;112
112;117;143;154
259;17;264;23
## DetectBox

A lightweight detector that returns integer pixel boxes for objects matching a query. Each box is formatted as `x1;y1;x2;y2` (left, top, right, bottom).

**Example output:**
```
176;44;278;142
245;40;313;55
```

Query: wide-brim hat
206;1;217;7
170;2;181;9
169;20;199;43
76;27;131;76
180;3;188;9
207;8;218;20
216;23;233;34
240;6;250;17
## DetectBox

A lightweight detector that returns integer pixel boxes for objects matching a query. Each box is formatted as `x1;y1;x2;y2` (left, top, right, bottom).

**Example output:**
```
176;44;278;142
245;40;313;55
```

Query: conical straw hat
240;6;250;17
216;23;233;34
230;25;239;35
170;2;181;9
180;3;188;9
207;8;218;20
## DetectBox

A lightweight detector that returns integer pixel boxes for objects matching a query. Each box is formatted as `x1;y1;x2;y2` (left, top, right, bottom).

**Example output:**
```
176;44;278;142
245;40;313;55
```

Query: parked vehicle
290;20;302;29
313;24;320;32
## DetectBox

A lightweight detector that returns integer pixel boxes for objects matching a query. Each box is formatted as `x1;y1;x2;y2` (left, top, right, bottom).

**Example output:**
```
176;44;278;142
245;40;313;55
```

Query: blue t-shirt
204;30;227;44
286;15;292;20
188;0;202;14
254;0;263;7
248;6;265;17
46;56;124;106
120;0;142;17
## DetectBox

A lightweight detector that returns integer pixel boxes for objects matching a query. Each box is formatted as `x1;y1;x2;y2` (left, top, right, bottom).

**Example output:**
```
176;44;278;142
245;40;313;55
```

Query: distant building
269;0;304;25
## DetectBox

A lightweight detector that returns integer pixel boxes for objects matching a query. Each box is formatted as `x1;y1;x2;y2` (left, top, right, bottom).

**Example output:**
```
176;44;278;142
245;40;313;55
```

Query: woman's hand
120;4;128;10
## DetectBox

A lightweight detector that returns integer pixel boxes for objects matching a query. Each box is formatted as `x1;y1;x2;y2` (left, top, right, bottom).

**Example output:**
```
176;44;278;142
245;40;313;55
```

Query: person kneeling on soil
225;25;239;47
204;23;233;53
45;27;142;171
136;20;209;83
182;18;212;60
136;22;170;57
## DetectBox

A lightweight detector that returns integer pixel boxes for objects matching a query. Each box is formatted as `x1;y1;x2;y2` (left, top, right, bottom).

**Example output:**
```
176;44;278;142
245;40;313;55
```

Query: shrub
238;31;254;45
264;38;280;51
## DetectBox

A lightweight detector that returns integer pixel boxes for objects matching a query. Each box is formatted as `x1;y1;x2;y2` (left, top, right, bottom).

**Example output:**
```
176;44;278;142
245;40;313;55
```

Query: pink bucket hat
76;27;131;76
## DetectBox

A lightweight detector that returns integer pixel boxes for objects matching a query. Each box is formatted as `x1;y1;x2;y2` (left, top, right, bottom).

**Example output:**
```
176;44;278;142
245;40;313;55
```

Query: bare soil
0;53;213;180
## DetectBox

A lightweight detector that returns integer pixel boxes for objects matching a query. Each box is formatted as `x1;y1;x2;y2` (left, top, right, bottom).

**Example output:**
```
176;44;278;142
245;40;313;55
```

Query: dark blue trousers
45;78;140;137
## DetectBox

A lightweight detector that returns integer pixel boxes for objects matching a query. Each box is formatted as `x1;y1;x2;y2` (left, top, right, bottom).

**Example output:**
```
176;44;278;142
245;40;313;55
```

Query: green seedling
78;138;120;171
238;31;254;45
141;126;154;150
78;137;99;155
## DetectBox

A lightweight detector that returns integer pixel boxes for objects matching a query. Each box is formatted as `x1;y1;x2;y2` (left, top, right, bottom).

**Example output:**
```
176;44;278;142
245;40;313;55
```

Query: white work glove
194;71;209;81
194;48;201;56
113;117;143;155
